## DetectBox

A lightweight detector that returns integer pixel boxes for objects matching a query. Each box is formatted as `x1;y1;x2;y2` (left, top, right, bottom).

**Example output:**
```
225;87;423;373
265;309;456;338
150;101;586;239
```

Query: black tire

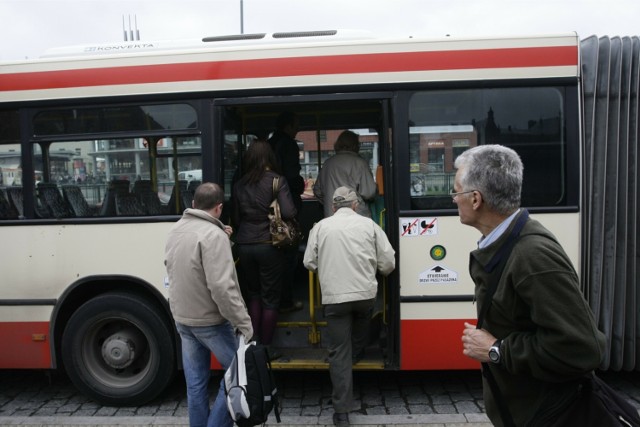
61;292;176;406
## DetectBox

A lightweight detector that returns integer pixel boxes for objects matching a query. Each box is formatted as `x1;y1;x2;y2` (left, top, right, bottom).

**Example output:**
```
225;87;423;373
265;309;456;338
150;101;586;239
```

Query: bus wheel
61;292;176;406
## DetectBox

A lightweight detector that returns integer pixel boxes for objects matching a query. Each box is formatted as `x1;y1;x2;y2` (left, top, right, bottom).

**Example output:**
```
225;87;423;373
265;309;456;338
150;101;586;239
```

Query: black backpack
225;340;281;427
543;374;640;427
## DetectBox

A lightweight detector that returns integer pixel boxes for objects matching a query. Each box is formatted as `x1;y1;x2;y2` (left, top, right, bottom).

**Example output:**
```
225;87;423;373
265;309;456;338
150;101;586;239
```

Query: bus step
269;347;384;370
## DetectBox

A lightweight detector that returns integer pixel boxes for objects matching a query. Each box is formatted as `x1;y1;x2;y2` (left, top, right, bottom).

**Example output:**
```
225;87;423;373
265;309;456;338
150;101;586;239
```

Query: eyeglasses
450;190;476;200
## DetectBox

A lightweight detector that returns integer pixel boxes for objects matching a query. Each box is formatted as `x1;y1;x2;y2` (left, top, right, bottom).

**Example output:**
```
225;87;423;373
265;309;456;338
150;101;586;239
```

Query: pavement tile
454;402;482;413
434;404;456;414
431;395;453;405
407;404;434;414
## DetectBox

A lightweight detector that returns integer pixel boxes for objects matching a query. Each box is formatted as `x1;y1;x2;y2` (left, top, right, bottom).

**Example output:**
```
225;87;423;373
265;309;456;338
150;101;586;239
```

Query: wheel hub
101;332;137;369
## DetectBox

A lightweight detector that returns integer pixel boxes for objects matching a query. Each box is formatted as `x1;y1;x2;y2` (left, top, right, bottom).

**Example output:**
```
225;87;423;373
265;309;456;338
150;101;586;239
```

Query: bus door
213;94;397;370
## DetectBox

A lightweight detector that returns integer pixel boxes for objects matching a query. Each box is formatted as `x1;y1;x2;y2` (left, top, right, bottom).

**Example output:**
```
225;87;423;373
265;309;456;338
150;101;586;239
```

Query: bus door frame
212;92;399;365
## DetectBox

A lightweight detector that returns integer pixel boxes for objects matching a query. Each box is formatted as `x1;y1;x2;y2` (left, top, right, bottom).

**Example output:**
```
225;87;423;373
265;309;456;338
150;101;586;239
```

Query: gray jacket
313;151;377;218
165;208;253;339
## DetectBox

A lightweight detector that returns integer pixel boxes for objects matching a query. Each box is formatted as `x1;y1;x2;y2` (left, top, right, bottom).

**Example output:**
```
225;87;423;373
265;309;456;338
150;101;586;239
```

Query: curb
0;414;493;426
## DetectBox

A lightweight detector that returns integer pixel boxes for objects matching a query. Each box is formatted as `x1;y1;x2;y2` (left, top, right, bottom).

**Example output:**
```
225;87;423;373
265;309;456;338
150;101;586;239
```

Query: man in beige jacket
303;186;395;427
165;182;253;427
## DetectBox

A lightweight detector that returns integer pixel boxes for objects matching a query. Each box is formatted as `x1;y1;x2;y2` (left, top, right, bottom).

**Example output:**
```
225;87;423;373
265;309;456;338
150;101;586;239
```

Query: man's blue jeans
175;321;238;427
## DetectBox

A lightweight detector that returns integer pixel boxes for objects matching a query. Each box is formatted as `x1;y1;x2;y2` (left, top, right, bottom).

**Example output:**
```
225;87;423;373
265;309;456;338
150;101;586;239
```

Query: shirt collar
478;208;520;249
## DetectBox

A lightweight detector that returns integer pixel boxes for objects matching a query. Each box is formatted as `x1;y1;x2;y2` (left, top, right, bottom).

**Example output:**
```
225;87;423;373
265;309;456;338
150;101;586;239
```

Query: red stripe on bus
0;322;51;368
0;46;577;92
400;318;480;370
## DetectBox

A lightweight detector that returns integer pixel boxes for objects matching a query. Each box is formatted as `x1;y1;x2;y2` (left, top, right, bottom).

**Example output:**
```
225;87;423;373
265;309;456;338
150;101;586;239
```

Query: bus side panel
400;318;479;370
0;321;51;368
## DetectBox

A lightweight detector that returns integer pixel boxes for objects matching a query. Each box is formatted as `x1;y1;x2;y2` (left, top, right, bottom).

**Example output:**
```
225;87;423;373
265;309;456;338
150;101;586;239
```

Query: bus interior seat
182;190;194;212
132;179;154;196
133;180;163;215
62;185;99;217
0;188;19;219
187;180;201;192
139;192;163;215
115;193;146;216
5;187;24;218
167;180;189;214
100;180;131;216
37;183;74;218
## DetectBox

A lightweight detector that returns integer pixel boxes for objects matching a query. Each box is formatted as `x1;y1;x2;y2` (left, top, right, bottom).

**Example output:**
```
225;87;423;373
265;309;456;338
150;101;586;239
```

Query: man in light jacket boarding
303;186;395;427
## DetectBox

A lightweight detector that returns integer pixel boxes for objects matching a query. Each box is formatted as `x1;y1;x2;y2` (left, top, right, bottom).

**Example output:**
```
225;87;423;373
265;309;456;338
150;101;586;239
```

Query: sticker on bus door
400;217;438;237
418;265;458;284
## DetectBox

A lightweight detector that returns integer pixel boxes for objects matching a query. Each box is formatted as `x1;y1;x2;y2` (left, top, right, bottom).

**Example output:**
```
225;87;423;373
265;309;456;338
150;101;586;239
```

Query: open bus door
213;95;397;371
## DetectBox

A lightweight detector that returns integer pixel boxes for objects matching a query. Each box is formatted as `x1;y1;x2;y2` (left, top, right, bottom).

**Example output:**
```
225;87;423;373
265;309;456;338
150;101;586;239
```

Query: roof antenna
129;15;134;41
135;15;140;40
122;14;141;41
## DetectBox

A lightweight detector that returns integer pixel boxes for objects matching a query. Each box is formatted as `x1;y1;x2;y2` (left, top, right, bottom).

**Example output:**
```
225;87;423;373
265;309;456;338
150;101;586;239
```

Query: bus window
408;87;569;210
25;102;202;218
26;135;202;218
33;104;197;136
0;142;22;220
157;136;202;215
0;110;21;220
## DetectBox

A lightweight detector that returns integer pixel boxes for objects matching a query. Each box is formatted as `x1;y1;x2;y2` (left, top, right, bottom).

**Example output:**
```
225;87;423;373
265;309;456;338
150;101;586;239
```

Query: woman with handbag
232;141;297;360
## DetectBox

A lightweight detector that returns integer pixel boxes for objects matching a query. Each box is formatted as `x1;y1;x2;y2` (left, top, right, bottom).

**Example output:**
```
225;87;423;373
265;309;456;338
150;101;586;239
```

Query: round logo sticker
430;245;446;261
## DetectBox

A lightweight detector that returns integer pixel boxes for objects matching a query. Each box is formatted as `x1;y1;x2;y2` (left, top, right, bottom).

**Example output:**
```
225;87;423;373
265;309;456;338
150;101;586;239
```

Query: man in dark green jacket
457;145;606;426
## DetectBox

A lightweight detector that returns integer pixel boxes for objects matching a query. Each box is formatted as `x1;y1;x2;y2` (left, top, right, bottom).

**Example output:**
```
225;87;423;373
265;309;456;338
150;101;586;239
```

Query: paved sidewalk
1;369;639;426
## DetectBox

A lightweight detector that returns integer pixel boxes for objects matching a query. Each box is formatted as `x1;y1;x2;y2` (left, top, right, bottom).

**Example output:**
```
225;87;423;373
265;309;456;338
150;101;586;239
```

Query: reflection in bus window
0;110;22;219
408;87;567;210
33;104;198;137
0;141;22;220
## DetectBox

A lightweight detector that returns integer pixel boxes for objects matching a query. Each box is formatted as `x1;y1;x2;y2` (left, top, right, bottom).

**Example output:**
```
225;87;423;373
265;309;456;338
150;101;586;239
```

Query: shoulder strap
477;209;529;427
477;209;529;329
272;177;279;200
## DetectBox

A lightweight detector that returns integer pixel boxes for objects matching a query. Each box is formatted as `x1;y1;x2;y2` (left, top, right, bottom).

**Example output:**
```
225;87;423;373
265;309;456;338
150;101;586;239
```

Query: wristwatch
488;339;502;364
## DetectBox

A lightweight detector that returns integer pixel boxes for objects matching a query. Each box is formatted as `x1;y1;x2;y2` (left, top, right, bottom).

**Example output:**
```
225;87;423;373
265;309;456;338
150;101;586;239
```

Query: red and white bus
0;30;637;405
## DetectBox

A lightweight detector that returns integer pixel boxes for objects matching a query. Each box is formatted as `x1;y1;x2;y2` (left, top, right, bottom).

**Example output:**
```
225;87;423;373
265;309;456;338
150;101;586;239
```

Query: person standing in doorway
303;186;395;427
268;111;305;313
313;130;377;218
233;141;297;359
165;182;253;427
457;145;605;427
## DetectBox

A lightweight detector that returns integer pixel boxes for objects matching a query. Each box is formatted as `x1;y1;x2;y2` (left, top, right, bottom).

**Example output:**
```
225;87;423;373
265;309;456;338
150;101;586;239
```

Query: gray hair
454;145;522;215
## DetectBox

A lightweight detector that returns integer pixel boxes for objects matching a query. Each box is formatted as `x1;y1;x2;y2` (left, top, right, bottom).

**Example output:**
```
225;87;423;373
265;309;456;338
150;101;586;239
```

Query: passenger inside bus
232;141;298;359
268;112;305;313
313;130;377;218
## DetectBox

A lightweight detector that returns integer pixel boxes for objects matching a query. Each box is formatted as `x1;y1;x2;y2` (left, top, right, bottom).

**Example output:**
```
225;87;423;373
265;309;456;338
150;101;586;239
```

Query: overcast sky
1;0;639;61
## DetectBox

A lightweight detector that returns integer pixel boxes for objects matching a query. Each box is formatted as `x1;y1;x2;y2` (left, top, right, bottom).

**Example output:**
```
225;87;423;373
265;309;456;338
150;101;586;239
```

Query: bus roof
38;30;377;59
0;32;580;103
